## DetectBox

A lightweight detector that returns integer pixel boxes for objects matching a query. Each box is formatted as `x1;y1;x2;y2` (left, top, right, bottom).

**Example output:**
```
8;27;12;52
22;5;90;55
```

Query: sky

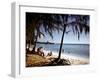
26;13;90;44
37;27;89;44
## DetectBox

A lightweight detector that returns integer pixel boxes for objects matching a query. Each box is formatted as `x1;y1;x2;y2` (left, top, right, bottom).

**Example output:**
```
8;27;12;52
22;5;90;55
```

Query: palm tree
26;13;62;52
26;13;89;61
57;14;89;60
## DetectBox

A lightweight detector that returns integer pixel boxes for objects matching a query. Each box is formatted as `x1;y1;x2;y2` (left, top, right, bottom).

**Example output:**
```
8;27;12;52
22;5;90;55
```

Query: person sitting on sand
47;51;52;57
37;47;44;57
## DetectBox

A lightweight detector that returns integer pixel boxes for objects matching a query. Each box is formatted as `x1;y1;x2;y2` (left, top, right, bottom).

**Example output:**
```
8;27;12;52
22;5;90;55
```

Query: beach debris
57;59;71;65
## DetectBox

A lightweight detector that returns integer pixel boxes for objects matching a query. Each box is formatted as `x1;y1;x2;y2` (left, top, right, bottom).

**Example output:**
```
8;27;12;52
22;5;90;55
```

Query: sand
43;50;89;65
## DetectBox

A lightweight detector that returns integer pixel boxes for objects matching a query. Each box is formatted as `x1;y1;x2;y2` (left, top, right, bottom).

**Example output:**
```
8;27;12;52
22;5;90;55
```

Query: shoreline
43;50;89;65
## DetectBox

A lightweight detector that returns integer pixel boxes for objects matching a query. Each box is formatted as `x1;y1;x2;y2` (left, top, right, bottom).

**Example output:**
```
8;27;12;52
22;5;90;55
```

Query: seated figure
37;47;44;57
47;51;52;56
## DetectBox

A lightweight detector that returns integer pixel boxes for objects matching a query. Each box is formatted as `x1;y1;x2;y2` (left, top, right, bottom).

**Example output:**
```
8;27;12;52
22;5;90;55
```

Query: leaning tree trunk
58;24;66;59
33;35;38;52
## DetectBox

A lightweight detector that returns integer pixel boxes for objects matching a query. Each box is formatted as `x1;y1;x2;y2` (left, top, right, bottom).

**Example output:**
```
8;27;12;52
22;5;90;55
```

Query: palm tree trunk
58;24;66;59
33;35;38;52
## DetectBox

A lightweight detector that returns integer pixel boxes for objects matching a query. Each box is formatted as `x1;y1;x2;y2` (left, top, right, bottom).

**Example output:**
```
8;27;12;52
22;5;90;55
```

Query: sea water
36;43;89;59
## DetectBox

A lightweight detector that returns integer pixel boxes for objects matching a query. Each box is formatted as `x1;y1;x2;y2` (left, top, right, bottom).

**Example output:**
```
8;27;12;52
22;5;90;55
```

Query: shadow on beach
26;54;71;67
26;47;89;67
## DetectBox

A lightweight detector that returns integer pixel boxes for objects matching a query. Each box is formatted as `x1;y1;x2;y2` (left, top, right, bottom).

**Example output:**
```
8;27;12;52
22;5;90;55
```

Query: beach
25;13;90;67
26;49;89;67
43;50;89;65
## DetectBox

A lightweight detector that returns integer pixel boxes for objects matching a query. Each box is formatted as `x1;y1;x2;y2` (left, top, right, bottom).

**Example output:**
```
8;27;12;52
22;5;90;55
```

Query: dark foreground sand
26;52;89;67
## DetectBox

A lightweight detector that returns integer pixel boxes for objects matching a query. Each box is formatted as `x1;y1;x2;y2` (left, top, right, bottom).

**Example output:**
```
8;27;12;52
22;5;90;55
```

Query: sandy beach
26;49;89;67
43;50;89;65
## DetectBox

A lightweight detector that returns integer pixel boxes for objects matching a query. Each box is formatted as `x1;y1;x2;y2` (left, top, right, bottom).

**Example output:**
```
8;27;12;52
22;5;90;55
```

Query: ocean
36;43;89;59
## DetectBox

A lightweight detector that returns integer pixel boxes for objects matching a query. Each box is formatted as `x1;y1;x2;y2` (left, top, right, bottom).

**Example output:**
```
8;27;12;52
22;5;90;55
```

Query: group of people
36;47;53;57
26;45;52;57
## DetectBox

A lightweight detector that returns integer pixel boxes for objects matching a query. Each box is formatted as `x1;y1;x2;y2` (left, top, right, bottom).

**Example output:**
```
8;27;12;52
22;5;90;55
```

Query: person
47;51;52;56
62;49;64;53
37;47;44;56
